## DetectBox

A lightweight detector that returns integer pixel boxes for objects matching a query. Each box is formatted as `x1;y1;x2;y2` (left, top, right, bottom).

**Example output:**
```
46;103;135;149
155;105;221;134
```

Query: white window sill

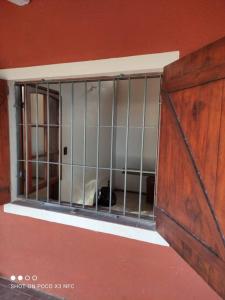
4;202;168;247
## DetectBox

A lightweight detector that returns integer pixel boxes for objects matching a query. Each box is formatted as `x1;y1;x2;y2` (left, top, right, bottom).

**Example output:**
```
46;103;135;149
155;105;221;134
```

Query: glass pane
72;166;84;206
87;81;98;127
73;82;85;126
49;96;59;125
38;126;47;161
72;82;85;165
114;79;128;127
129;78;145;127
124;171;140;216
127;127;142;170
28;162;37;200
17;161;25;196
49;164;59;202
38;163;47;201
84;167;96;207
60;165;72;204
100;81;113;126
49;127;59;163
28;93;45;125
73;122;84;165
112;127;126;170
49;83;60;125
30;126;37;159
61;83;72;126
29;93;37;124
145;78;160;127
143;127;158;172
61;126;71;164
99;127;111;168
86;126;97;167
37;94;45;125
97;169;110;210
142;173;155;218
111;170;124;214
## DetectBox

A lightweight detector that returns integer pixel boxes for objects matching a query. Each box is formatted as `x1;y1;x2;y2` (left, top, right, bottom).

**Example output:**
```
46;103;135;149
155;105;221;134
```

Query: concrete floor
0;277;63;300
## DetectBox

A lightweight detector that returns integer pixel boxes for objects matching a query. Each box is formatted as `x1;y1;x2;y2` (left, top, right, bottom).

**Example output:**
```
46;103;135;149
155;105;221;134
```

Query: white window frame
2;51;179;246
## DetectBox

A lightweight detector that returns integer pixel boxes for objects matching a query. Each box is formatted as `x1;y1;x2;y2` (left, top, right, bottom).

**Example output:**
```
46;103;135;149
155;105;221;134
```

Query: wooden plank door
156;37;225;298
24;85;60;200
0;80;10;205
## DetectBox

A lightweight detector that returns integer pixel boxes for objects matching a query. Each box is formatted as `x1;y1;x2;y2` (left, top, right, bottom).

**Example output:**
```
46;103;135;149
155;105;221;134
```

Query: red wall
0;208;220;300
0;0;225;68
0;1;224;299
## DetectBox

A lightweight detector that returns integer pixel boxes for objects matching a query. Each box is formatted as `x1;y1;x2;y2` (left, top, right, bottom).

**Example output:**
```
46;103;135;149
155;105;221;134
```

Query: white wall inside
113;78;160;192
48;77;160;204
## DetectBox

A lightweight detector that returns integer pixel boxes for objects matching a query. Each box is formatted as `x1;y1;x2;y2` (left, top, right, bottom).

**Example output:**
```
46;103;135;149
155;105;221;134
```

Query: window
15;74;161;226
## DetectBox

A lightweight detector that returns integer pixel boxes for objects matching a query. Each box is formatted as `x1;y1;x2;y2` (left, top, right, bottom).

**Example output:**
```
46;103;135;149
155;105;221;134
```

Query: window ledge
4;201;168;247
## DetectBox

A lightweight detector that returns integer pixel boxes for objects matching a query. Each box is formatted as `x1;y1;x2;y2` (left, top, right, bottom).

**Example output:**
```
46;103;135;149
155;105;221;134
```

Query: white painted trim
8;81;17;201
4;203;169;246
0;52;179;81
5;52;178;247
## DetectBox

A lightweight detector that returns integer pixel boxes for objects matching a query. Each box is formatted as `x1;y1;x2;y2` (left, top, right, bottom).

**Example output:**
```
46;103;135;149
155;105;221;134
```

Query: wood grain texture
0;80;10;205
163;36;225;92
157;93;225;259
156;37;225;298
156;208;225;299
215;90;225;235
171;80;224;208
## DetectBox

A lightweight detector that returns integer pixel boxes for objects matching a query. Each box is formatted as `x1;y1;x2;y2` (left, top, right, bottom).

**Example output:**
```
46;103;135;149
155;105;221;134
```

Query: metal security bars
15;74;161;226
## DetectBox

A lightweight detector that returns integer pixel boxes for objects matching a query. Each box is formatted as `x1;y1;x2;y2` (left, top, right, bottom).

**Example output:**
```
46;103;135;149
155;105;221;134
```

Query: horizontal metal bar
17;160;155;174
17;124;157;129
15;198;155;226
15;73;162;86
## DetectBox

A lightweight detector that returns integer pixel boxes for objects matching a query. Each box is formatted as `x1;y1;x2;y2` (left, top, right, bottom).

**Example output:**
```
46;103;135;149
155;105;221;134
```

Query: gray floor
0;277;63;300
113;191;153;216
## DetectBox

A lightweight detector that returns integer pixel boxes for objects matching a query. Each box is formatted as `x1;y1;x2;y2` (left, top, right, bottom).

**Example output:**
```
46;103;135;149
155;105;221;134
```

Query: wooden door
25;85;60;199
156;37;225;298
0;80;10;204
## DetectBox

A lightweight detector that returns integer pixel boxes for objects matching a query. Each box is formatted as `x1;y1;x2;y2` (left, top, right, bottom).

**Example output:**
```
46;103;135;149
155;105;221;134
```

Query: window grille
15;74;161;226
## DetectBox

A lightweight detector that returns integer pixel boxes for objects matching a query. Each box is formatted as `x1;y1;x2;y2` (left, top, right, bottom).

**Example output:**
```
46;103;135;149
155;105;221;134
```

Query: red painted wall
0;1;224;299
0;208;220;300
0;0;225;68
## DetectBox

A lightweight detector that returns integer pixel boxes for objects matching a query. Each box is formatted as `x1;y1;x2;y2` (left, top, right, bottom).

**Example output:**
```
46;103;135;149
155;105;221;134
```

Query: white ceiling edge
0;51;179;81
7;0;30;6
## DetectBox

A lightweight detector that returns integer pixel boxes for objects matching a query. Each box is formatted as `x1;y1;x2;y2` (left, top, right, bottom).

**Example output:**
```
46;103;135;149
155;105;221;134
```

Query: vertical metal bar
24;84;28;199
36;84;39;201
138;76;148;218
109;80;115;213
58;82;62;204
153;75;162;218
95;81;100;211
47;83;50;202
70;83;74;206
123;78;131;215
82;82;87;208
